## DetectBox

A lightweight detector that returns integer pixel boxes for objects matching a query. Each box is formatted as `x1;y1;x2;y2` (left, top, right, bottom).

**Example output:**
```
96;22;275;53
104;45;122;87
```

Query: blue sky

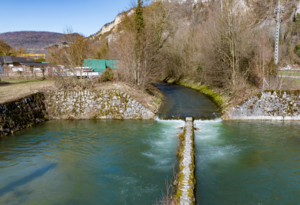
1;0;142;36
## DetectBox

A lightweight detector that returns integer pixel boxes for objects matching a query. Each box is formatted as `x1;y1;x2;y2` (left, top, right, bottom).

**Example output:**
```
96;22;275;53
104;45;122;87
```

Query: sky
1;0;143;36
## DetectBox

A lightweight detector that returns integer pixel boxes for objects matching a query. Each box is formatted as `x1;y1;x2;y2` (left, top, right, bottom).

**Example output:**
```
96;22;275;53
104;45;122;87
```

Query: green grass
279;71;300;76
289;78;300;85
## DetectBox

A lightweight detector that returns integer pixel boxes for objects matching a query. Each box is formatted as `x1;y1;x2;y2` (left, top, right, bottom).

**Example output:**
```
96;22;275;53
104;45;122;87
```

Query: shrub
98;67;115;83
295;45;300;57
104;67;114;81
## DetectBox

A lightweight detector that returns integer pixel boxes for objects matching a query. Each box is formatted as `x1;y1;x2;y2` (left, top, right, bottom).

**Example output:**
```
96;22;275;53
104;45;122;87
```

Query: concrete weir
176;117;196;205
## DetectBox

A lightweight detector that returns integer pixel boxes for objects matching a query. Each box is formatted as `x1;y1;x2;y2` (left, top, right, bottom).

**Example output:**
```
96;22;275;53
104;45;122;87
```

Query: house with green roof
83;59;119;74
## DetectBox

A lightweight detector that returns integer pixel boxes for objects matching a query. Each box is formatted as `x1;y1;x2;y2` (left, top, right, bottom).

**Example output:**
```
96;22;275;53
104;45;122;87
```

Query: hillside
0;31;64;51
0;40;13;52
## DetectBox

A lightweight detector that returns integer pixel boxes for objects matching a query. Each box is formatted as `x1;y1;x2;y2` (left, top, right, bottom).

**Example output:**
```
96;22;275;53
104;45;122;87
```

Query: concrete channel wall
176;117;196;205
0;93;48;137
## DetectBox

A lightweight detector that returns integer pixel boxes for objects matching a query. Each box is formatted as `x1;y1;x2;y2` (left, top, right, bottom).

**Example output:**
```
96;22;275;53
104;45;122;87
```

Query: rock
227;90;300;120
45;90;155;120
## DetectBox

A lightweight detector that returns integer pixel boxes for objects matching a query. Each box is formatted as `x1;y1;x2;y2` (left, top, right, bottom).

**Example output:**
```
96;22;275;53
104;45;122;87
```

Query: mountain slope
0;40;13;52
0;31;65;50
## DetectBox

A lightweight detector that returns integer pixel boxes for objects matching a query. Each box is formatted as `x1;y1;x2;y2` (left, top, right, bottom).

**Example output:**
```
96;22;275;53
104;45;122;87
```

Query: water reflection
0;163;57;197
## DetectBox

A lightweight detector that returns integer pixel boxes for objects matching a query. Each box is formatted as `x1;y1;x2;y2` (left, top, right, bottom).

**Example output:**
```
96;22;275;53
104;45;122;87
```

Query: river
156;84;220;120
0;120;184;204
0;84;300;204
195;119;300;204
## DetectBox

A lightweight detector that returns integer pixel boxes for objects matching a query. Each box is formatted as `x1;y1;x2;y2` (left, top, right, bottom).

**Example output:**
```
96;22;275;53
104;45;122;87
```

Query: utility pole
274;0;285;65
221;0;223;13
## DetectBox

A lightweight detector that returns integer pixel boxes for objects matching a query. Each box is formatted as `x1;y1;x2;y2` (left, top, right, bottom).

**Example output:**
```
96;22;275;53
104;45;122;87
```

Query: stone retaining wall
226;90;300;120
176;117;196;205
0;93;48;137
45;90;155;119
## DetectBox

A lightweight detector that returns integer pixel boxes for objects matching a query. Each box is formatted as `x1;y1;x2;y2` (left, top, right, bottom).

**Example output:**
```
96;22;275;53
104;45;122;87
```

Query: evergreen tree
134;0;145;85
135;0;145;35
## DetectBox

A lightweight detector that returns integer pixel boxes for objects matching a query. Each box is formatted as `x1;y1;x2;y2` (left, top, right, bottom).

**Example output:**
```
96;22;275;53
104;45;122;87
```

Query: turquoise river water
1;84;300;204
0;120;184;205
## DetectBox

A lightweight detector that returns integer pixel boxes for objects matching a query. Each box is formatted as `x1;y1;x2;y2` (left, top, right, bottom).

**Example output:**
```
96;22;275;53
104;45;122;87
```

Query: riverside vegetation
43;0;300;116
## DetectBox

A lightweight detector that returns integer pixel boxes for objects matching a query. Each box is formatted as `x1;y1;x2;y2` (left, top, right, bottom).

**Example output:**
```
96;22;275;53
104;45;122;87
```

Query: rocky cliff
90;9;135;42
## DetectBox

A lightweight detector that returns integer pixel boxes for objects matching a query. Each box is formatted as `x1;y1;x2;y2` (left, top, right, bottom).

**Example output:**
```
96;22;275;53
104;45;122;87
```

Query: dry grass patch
0;78;55;103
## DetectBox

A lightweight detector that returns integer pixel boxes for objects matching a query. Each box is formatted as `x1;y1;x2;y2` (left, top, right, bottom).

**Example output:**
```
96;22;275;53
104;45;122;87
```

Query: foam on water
155;116;185;123
195;120;300;204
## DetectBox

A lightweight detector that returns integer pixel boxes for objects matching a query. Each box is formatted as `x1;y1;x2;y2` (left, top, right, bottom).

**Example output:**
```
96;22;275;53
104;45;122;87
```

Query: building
0;56;51;76
22;54;45;59
83;59;119;74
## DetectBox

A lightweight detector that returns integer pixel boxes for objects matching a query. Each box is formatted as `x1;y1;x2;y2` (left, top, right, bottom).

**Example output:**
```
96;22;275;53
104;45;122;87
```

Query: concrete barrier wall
176;117;196;205
226;90;300;120
0;93;48;137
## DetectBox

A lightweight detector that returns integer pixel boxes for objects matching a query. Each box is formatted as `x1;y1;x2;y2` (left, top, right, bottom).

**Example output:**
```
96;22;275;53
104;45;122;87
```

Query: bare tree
110;1;176;88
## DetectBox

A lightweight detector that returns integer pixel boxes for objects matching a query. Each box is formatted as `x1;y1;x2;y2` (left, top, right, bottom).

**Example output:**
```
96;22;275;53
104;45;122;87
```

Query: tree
134;0;145;86
198;0;255;91
15;46;27;57
110;1;176;88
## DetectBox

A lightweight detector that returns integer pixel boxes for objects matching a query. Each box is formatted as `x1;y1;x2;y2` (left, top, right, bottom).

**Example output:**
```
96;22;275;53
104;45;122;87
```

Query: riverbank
0;80;164;137
44;82;163;120
0;93;48;138
168;78;261;120
0;78;163;113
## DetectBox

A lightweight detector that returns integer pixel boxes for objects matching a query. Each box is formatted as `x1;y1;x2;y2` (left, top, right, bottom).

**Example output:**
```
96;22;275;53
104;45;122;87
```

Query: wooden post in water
176;117;196;205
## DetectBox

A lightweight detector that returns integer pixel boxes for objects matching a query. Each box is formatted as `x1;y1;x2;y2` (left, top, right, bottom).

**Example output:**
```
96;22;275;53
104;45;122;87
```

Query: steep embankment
0;82;163;137
0;93;48;137
45;90;157;120
225;90;300;120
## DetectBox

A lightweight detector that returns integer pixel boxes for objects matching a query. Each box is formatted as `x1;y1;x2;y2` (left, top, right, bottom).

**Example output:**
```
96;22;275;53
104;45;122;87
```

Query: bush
98;67;114;83
104;67;114;81
295;45;300;57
